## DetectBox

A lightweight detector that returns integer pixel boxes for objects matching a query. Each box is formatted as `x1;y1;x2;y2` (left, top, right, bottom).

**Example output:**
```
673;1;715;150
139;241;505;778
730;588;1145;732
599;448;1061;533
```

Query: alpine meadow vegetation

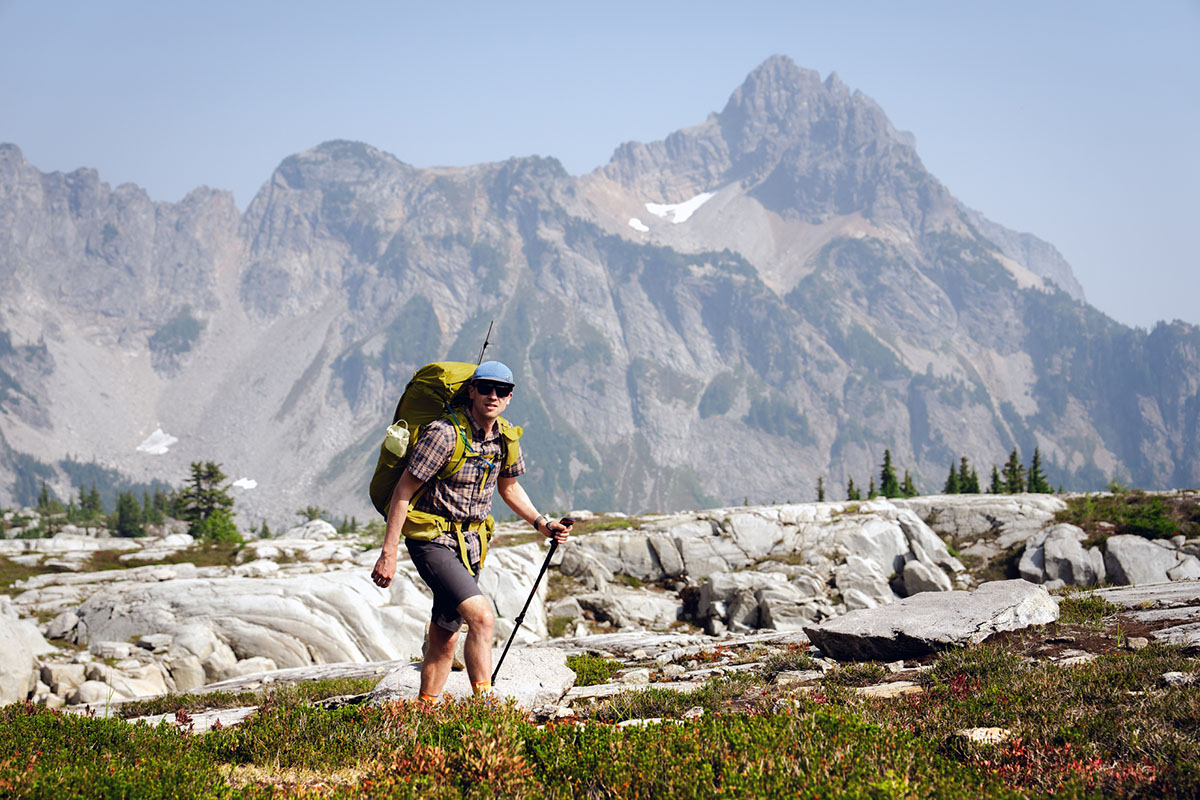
3;624;1196;799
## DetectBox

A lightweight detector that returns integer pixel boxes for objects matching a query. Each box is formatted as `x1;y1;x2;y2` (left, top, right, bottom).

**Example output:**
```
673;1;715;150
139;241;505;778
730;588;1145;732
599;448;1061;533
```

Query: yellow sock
471;680;492;697
418;692;440;705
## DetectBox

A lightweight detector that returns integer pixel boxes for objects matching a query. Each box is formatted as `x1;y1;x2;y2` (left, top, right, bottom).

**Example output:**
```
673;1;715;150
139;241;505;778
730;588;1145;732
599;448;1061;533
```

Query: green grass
2;639;1196;798
822;662;889;688
113;677;379;719
565;654;622;687
1056;490;1197;542
0;542;249;593
0;555;64;592
1058;592;1122;626
759;645;817;677
569;515;643;536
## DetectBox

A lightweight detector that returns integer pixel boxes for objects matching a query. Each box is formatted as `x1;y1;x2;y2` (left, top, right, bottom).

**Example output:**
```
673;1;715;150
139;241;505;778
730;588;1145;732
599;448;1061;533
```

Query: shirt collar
463;406;499;442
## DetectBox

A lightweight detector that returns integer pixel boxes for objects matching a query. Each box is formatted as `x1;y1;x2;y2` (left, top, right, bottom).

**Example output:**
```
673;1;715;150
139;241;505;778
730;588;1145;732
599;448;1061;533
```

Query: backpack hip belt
402;508;496;576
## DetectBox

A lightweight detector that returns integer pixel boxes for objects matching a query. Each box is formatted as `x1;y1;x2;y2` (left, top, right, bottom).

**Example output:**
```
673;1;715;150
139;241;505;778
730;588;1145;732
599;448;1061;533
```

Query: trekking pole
492;517;573;684
476;320;494;365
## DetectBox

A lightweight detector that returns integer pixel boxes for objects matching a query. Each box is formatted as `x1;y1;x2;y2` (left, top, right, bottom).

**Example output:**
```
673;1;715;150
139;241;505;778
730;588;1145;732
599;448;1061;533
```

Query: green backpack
368;361;523;519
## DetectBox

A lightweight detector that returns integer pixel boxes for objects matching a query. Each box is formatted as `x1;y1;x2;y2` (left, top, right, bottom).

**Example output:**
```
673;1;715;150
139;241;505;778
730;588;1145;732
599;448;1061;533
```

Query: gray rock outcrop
803;579;1059;661
1096;580;1200;651
555;500;964;636
8;495;1200;711
0;616;36;704
1019;524;1106;588
1104;535;1200;586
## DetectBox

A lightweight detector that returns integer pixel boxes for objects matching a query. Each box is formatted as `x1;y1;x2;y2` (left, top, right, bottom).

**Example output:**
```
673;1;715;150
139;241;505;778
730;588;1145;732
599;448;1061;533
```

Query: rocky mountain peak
259;140;412;201
2;59;1191;526
717;54;827;137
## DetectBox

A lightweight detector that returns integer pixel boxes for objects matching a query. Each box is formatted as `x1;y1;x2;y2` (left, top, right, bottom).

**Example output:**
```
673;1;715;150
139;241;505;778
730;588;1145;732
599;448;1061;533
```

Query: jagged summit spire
720;55;825;123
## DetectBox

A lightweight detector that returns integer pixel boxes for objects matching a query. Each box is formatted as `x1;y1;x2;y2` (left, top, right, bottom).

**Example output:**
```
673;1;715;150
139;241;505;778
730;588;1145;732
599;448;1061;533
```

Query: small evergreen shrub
567;654;622;686
822;662;888;687
1059;593;1122;625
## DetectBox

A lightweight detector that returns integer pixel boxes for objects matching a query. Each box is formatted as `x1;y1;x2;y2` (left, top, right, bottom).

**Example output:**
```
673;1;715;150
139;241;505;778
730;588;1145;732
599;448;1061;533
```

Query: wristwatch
533;514;550;532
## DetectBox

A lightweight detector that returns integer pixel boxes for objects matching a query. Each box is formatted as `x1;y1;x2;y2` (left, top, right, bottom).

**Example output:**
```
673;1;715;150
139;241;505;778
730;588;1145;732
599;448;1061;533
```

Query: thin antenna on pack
476;320;494;365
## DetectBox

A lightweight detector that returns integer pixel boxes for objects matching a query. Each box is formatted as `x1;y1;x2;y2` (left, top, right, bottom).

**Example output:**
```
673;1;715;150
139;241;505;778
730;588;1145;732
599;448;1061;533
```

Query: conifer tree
868;476;878;499
901;470;917;497
957;457;974;493
943;461;960;494
967;468;981;494
879;450;900;498
82;484;103;518
846;477;861;501
179;462;239;541
153;487;170;514
1027;448;1051;493
989;466;1004;494
114;491;145;538
1002;448;1026;493
816;476;825;502
142;489;164;525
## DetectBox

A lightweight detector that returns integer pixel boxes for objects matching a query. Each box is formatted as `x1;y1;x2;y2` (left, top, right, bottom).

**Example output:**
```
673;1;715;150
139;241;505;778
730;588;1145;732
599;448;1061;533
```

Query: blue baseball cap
472;360;514;385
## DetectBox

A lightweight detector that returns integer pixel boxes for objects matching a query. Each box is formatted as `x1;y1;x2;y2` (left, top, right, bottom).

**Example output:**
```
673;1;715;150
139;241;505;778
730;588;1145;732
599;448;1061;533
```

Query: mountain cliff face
1;55;1196;525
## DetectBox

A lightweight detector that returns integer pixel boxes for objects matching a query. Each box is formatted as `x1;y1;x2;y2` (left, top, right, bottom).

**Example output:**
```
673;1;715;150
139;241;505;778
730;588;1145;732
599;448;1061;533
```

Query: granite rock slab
803;579;1058;661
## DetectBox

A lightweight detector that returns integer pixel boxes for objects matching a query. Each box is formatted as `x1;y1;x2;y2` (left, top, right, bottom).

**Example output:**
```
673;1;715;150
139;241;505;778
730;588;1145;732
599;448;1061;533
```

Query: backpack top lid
392;361;478;426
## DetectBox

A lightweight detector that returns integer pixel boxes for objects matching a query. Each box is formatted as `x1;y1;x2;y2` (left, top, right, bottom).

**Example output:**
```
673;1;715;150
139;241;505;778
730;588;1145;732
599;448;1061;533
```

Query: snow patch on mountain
645;191;714;224
135;428;178;456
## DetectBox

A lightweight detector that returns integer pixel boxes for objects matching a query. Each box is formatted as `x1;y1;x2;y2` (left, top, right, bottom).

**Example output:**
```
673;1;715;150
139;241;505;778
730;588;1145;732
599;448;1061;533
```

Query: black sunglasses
473;380;513;398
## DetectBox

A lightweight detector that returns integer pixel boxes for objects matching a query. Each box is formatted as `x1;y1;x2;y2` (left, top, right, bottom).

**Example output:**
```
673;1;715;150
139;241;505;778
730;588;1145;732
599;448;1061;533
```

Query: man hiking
370;360;571;702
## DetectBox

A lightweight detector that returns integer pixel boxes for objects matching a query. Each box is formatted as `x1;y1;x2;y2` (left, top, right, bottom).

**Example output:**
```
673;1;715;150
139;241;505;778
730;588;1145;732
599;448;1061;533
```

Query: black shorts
405;538;482;633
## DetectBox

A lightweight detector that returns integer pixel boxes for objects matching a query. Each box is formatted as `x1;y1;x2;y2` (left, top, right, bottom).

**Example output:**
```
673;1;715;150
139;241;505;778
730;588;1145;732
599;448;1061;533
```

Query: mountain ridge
0;55;1195;527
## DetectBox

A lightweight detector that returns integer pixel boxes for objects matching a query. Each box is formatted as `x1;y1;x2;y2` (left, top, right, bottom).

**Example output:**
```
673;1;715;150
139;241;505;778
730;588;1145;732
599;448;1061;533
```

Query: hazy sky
2;1;1196;329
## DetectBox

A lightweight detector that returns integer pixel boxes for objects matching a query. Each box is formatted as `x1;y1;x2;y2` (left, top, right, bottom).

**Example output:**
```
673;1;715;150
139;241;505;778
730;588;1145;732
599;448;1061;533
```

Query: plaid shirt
407;409;525;563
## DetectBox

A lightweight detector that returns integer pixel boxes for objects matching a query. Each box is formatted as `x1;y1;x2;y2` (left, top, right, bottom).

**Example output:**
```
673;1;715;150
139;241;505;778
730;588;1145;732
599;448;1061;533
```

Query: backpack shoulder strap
435;408;474;481
496;416;523;472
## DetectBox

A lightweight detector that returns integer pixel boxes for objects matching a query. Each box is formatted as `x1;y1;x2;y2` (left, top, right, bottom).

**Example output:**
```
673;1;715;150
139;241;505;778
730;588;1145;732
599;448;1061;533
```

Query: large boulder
696;572;787;626
831;517;909;576
557;547;614;591
0;616;36;705
756;582;827;630
834;556;896;610
724;512;787;560
804;579;1058;661
280;520;340;540
577;590;681;629
902;557;953;595
563;532;671;582
1019;524;1106;588
1104;535;1200;585
85;662;170;699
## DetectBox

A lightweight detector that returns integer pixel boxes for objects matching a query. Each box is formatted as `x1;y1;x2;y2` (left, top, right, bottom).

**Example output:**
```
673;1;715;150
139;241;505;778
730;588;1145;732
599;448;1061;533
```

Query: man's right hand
371;551;396;588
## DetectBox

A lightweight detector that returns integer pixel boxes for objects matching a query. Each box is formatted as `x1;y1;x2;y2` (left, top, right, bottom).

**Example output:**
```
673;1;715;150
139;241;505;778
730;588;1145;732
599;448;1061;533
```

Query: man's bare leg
419;623;459;698
457;594;495;689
